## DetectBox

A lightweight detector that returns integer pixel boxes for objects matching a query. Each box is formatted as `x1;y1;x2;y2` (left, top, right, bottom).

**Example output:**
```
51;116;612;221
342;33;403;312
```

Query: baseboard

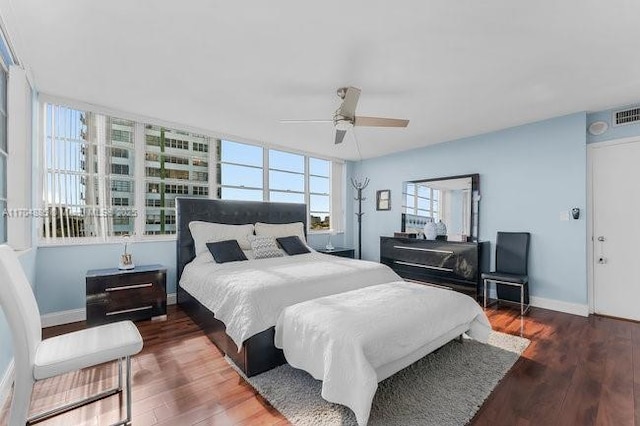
41;293;178;328
530;296;589;317
41;307;86;328
0;359;15;412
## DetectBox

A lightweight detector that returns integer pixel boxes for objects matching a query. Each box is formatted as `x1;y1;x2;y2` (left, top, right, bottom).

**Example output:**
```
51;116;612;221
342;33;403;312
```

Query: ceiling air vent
613;107;640;126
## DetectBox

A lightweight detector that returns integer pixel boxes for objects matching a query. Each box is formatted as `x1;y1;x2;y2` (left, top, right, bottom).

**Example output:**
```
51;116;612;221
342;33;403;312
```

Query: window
217;140;264;201
42;106;136;239
309;158;331;230
143;125;211;235
0;66;6;243
269;150;305;204
41;101;341;243
217;143;332;231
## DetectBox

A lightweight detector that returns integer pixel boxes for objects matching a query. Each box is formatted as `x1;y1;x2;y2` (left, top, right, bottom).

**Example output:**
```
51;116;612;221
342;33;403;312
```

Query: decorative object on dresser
86;264;167;326
423;221;437;240
376;189;391;211
351;177;370;259
325;230;336;250
315;246;355;258
482;232;531;316
380;236;489;299
117;234;135;270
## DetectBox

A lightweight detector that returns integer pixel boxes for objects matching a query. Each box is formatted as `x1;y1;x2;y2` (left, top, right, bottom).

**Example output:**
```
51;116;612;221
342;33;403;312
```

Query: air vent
613;107;640;126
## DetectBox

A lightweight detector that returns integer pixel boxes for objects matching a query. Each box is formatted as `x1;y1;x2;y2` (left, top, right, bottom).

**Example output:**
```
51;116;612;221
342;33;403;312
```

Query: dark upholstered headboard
176;198;307;285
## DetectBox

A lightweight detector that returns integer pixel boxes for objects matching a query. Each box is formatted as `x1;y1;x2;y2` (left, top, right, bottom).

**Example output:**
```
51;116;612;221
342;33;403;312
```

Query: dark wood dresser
380;237;489;299
86;264;167;326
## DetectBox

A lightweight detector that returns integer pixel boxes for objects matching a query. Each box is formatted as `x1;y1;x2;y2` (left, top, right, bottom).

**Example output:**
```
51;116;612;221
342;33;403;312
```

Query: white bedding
274;281;492;426
179;252;401;348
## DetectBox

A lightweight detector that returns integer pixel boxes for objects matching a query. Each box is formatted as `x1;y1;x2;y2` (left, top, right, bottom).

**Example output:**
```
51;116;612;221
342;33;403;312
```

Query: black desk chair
482;232;531;316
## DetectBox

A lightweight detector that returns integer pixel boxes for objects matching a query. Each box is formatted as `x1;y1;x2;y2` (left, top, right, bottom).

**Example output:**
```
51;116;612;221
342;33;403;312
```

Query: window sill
38;235;177;248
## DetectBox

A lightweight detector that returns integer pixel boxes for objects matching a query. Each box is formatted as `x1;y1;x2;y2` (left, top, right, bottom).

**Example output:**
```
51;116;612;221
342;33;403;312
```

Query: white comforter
180;252;401;348
274;281;492;426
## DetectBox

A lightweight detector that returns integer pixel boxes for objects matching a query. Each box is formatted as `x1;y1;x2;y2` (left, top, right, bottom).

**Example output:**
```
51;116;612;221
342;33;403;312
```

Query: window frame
37;95;343;245
0;60;7;244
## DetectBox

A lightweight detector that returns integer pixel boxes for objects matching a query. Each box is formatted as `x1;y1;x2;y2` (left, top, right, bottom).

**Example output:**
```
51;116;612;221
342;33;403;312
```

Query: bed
176;198;400;376
275;281;492;425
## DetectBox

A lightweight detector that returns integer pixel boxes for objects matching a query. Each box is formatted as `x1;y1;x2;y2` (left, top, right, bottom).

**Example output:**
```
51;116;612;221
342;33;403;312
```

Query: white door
591;139;640;321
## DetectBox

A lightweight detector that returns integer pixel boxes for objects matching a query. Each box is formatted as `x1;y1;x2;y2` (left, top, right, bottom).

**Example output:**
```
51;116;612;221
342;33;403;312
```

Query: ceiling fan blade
338;87;361;118
280;119;333;124
354;116;409;128
335;129;347;144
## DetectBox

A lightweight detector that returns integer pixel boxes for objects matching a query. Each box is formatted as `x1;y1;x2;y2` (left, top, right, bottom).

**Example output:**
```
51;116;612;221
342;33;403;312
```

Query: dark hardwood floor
1;304;638;425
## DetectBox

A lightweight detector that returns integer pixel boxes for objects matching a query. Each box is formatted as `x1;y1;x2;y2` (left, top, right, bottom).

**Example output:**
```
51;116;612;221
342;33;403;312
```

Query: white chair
0;245;143;426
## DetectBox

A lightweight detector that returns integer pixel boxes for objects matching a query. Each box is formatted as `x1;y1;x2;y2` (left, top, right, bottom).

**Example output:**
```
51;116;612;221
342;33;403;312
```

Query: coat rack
351;177;369;259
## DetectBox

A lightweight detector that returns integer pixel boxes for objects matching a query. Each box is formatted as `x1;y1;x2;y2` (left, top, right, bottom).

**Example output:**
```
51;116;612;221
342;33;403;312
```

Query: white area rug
230;331;529;426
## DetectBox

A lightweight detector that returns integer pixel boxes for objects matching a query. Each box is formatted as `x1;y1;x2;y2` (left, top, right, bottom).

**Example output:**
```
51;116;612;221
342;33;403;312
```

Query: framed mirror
401;174;480;241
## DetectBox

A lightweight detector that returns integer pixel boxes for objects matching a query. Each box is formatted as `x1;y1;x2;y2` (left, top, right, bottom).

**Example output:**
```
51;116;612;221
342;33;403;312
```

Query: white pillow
189;221;255;256
254;222;306;243
248;235;284;259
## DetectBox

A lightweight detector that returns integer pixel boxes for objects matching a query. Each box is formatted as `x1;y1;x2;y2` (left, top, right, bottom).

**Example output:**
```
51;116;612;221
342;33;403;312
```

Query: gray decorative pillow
249;235;284;259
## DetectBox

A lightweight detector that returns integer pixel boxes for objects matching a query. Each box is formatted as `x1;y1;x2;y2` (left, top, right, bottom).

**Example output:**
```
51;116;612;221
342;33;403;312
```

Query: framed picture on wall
376;190;391;211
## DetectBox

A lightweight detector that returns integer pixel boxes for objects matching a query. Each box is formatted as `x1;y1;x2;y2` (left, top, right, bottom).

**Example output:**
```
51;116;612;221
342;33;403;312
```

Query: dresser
86;264;167;326
380;237;489;299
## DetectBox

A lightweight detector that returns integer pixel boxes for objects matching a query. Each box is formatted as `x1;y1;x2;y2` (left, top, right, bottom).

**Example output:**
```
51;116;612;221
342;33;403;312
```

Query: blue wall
34;233;335;314
0;249;37;382
347;113;588;305
586;103;640;144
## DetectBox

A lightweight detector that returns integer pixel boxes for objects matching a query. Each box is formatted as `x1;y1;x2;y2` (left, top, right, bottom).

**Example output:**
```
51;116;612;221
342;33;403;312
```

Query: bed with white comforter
179;251;401;348
274;281;492;426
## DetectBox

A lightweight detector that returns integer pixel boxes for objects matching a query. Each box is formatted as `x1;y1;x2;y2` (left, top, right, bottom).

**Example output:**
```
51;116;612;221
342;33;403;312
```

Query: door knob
597;236;605;242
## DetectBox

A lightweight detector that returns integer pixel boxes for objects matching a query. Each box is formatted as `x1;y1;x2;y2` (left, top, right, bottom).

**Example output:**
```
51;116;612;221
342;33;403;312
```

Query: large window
41;102;339;243
0;66;6;243
42;106;136;239
144;125;211;235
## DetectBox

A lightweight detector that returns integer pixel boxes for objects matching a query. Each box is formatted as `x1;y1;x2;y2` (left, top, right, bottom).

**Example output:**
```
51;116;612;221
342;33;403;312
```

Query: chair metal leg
9;375;33;426
125;356;132;424
483;278;487;309
27;357;134;426
118;357;123;390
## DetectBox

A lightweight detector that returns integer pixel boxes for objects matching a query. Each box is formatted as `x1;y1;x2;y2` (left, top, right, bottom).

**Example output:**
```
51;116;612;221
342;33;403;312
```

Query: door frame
587;135;640;314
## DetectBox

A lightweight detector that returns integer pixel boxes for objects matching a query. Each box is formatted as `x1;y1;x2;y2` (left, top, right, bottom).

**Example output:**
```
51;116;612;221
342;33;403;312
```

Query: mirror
401;174;480;241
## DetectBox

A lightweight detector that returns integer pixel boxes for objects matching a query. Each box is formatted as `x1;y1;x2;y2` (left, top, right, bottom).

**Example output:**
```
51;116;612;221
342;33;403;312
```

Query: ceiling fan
281;87;409;144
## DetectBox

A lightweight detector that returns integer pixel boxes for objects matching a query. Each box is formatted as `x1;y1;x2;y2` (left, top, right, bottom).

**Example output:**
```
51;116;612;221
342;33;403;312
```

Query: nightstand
86;264;167;326
315;247;355;258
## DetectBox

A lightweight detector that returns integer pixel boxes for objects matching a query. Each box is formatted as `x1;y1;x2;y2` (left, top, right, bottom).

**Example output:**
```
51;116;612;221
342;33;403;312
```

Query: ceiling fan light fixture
334;116;354;131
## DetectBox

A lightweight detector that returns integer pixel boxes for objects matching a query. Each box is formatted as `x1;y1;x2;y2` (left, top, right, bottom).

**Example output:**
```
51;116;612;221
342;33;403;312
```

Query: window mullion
95;114;108;241
209;138;218;199
304;156;310;231
134;122;146;238
263;147;269;201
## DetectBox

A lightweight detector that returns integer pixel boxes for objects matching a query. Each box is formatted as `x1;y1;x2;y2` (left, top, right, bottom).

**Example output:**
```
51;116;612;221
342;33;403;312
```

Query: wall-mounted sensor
571;208;580;220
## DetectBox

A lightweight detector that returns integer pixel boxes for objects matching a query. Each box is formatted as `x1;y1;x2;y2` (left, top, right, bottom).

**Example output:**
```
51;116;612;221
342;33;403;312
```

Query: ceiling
5;1;640;160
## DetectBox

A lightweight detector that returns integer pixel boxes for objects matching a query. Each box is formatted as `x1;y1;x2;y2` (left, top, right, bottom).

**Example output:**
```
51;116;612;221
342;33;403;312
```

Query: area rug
229;331;529;426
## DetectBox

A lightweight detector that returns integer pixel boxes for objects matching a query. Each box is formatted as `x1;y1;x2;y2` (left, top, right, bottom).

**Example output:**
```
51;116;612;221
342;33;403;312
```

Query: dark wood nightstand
315;247;355;258
86;264;167;326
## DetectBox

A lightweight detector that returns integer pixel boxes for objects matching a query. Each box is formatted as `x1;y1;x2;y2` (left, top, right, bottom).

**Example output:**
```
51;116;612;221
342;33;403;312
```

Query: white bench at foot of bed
274;281;492;426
